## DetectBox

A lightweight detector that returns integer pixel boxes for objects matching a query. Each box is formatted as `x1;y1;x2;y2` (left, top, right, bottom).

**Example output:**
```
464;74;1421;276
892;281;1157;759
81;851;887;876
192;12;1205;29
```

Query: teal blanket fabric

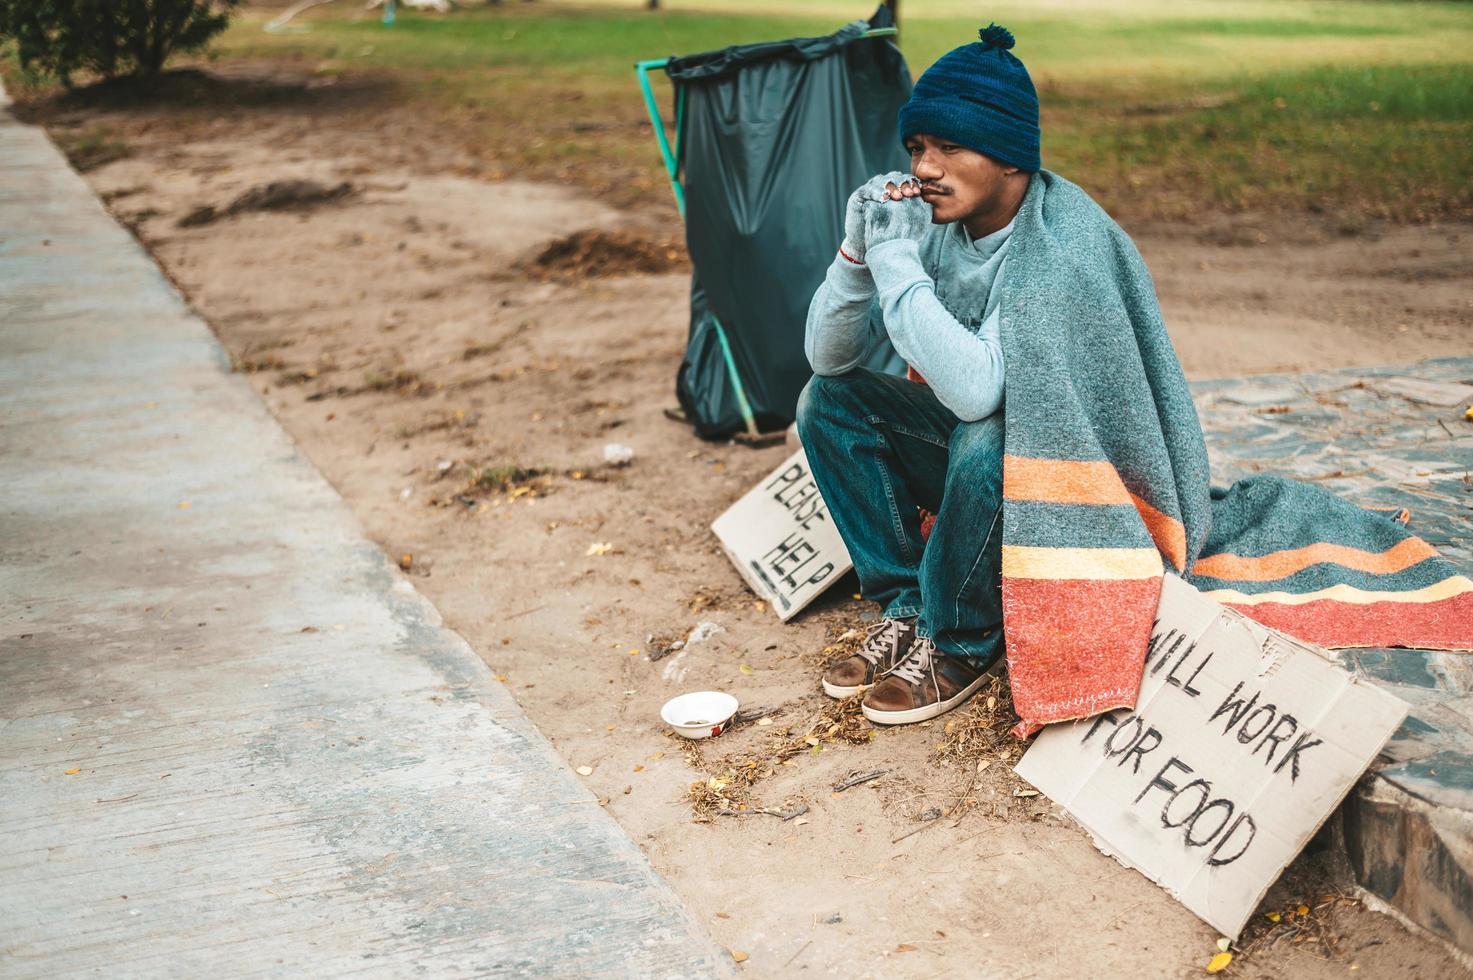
994;171;1472;734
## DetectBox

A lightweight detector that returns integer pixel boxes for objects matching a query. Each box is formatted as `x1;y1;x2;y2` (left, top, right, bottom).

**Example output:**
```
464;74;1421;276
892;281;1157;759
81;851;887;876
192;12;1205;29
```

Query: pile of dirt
178;179;356;228
525;229;687;279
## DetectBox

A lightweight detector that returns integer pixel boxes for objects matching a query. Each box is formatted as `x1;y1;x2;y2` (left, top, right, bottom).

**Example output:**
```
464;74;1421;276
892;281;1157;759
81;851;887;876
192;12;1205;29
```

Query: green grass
15;0;1473;221
222;6;840;76
1048;61;1473;219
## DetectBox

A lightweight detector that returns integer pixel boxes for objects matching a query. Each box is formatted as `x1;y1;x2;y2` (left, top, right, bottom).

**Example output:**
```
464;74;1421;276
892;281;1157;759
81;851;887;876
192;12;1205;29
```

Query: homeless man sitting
802;23;1473;733
801;23;1082;726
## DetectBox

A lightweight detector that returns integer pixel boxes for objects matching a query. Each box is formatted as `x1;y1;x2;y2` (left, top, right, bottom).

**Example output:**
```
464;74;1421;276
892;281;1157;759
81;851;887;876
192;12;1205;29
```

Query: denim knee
948;415;1005;486
795;376;823;444
797;371;862;440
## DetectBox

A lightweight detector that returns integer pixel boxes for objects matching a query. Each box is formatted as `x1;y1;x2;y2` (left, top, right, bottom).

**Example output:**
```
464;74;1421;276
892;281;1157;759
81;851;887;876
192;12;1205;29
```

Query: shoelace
856;618;906;666
886;637;937;686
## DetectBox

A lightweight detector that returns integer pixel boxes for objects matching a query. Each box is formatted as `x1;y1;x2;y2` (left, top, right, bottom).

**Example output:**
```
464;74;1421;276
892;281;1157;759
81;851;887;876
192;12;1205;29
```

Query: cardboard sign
712;449;853;621
1014;575;1406;938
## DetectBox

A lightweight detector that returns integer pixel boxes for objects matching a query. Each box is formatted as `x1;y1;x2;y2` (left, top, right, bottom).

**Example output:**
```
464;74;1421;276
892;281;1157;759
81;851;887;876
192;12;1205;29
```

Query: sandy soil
27;65;1473;978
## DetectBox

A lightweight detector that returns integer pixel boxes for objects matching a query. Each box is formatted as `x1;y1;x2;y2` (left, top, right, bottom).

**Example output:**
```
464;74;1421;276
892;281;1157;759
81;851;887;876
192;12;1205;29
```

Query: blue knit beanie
897;24;1041;172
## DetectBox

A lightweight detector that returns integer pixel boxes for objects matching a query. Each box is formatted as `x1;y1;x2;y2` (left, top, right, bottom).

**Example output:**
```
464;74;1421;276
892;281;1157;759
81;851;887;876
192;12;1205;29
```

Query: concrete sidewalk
1199;361;1473;958
0;93;730;977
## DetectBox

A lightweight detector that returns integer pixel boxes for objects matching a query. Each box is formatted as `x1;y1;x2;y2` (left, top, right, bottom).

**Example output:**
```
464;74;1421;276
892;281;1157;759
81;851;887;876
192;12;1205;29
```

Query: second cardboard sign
711;448;853;621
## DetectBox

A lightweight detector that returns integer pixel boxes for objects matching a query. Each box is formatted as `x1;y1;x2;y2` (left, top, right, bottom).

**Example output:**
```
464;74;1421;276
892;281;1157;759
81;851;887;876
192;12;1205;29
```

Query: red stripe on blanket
1229;592;1473;651
1003;576;1162;728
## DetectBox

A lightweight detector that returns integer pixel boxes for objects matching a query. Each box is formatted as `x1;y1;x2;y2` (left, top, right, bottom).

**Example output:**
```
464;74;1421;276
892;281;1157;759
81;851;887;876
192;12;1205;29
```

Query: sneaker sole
821;679;871;699
861;668;993;726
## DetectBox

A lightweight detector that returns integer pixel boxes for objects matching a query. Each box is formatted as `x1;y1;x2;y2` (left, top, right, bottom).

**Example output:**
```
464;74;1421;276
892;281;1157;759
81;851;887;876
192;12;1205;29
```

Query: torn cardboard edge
1015;575;1407;939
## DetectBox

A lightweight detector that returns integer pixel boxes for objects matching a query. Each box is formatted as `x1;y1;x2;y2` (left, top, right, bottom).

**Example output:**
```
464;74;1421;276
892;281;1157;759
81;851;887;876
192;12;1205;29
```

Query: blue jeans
796;368;1005;667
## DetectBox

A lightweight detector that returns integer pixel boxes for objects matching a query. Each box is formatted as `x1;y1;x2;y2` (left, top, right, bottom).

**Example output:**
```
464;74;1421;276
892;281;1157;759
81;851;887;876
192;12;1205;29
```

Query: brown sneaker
862;638;994;725
820;617;917;699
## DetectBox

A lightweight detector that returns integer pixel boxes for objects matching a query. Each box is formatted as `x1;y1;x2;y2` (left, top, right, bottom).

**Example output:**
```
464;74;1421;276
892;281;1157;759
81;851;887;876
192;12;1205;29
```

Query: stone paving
1197;359;1473;955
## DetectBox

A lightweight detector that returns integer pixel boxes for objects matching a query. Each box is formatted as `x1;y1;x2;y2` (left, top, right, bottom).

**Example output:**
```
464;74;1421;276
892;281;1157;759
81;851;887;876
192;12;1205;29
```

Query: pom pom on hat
978;23;1015;50
896;22;1041;171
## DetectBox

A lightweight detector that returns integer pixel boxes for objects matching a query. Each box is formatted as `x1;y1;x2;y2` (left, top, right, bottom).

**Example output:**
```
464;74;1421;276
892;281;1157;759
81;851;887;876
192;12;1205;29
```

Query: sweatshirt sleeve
864;239;1005;422
804;253;883;376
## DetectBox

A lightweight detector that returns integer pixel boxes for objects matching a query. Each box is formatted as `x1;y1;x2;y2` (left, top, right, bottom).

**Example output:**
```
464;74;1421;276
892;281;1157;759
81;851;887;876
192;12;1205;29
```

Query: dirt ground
25;64;1473;977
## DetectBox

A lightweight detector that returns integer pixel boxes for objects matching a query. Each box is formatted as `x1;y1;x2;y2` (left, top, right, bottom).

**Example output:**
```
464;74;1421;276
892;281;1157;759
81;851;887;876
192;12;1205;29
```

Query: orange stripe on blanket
1194;537;1441;583
1228;590;1473;651
1128;492;1188;572
1003;456;1132;507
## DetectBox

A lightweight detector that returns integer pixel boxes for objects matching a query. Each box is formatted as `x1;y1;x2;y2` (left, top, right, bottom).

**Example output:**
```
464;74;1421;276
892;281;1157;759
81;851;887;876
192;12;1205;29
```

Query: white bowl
661;691;739;740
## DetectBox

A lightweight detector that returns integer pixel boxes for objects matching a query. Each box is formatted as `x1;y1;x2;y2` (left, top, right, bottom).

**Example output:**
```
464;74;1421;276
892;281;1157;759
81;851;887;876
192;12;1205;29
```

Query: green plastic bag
668;6;912;438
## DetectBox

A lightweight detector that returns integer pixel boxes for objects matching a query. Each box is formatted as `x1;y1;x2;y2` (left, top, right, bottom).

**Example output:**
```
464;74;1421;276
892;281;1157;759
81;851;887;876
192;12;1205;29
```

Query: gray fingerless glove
840;170;913;262
863;195;931;252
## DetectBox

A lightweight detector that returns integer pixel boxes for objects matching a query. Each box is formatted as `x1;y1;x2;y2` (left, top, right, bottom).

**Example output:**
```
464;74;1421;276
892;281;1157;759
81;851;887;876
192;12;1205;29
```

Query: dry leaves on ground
686;695;874;821
1234;892;1358;963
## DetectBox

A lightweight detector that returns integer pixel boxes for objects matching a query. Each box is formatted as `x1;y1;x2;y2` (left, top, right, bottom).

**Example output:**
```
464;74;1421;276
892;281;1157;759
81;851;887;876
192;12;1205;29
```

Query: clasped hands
840;171;930;263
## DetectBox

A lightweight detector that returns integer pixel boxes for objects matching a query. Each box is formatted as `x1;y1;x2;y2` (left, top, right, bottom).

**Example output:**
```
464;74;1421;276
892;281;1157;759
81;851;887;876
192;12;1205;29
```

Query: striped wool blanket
997;171;1472;734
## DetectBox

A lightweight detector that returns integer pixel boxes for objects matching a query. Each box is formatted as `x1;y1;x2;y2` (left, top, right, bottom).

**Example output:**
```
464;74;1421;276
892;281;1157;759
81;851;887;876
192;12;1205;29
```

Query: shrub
0;1;241;86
